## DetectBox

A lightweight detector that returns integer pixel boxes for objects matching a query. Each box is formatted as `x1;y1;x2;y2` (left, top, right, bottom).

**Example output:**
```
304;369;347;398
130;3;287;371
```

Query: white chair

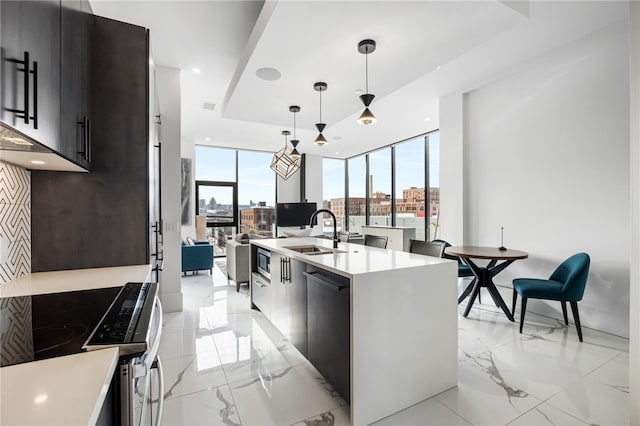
226;239;250;291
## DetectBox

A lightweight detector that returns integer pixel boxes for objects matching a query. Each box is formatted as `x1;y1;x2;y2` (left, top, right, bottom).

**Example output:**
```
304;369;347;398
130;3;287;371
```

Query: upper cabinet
60;0;92;168
1;0;93;170
0;0;61;153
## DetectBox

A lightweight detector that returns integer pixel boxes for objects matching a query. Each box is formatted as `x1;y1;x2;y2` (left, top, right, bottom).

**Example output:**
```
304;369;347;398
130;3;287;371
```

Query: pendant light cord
293;111;296;140
365;48;369;94
319;89;322;123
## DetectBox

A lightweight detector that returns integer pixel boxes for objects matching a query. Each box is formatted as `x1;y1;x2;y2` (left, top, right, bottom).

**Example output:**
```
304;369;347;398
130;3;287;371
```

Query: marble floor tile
161;351;228;400
162;309;208;332
161;384;241;426
507;402;589;425
372;398;471;426
294;406;352;426
545;352;629;426
485;335;623;401
435;349;543;426
217;334;293;384
158;328;217;360
156;260;631;426
230;363;346;426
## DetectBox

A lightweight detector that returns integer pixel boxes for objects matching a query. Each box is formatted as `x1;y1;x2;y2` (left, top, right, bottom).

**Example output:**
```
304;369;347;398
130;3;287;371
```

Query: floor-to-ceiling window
332;129;439;241
195;146;276;255
368;147;392;226
427;132;440;240
238;150;276;237
322;158;345;233
395;136;427;240
347;155;366;233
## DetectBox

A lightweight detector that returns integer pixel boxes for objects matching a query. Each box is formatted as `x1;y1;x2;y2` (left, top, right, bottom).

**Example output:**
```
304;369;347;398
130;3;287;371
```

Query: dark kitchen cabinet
60;0;92;168
0;0;60;151
270;254;308;357
31;16;150;271
288;258;307;356
306;268;350;403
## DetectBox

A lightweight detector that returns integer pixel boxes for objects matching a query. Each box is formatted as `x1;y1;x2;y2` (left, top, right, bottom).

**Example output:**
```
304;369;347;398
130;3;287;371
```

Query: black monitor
276;202;318;227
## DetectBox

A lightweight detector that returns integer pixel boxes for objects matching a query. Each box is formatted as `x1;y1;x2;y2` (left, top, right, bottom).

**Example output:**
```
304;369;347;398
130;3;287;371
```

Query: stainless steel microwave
257;248;270;279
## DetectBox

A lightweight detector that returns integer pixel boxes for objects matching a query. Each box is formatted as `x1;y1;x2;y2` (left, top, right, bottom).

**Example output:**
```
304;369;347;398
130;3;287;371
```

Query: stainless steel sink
283;245;346;255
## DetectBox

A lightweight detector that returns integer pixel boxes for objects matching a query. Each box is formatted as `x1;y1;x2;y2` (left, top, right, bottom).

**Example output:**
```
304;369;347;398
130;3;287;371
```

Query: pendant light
289;105;302;158
270;129;300;180
357;39;377;126
313;82;328;146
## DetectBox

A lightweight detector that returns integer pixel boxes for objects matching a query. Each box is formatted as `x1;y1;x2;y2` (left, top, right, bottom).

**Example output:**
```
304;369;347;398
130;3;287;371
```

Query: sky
194;131;439;206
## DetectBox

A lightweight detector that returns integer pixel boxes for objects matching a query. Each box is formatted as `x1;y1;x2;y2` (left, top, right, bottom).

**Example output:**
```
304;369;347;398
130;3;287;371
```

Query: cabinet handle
304;272;348;291
6;51;30;125
86;119;92;162
286;258;291;283
30;60;38;129
77;117;86;157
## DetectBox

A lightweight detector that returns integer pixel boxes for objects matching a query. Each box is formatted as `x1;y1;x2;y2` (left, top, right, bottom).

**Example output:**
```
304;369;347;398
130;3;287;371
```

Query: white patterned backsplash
0;161;31;284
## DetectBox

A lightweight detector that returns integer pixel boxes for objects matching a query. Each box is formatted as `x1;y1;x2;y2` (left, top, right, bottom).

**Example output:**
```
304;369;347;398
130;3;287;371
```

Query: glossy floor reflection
159;263;629;425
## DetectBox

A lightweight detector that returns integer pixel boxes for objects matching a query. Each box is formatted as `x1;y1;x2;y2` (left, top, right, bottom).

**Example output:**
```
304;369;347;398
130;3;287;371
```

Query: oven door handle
152;356;164;426
132;297;163;379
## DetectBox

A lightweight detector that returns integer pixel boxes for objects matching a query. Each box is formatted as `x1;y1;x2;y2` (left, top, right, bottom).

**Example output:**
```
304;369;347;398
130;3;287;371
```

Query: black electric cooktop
0;286;121;367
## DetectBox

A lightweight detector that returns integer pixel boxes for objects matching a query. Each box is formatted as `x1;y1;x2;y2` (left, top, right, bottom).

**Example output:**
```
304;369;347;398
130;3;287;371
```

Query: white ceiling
90;0;628;159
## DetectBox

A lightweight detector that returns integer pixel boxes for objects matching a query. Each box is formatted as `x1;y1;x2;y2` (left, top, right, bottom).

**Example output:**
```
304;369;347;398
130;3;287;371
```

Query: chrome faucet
309;209;339;249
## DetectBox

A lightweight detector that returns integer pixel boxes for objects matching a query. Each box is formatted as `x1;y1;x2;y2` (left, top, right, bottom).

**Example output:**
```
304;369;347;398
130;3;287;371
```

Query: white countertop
0;264;152;425
0;348;120;425
0;264;152;298
251;237;451;278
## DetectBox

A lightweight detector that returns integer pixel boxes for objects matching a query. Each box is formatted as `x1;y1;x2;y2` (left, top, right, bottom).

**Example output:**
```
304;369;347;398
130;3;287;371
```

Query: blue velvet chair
433;239;477;304
512;252;590;341
181;241;214;275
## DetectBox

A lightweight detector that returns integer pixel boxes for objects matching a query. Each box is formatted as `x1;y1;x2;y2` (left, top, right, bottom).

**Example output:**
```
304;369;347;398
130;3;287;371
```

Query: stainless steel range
0;282;163;426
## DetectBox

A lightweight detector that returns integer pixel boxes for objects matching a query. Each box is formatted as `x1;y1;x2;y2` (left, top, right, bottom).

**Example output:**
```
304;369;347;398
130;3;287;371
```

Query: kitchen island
250;237;458;425
0;264;151;425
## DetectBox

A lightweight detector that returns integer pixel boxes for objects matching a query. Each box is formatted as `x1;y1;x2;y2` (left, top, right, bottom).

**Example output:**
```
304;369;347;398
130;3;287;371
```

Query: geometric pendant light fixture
270;129;301;180
357;39;377;125
313;82;328;146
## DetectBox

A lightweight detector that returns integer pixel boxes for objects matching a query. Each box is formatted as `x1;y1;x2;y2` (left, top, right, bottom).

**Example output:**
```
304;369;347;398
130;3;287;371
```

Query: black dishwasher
305;268;350;403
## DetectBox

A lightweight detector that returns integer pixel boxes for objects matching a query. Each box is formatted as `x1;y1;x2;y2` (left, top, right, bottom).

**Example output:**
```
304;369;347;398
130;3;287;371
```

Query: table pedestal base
461;258;515;322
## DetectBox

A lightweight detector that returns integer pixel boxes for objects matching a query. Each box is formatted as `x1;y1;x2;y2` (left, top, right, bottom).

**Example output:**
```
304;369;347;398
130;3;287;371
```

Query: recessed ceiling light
255;67;281;81
435;66;441;71
205;137;211;141
202;102;216;111
34;394;48;404
354;89;363;95
425;117;432;122
30;160;46;165
335;152;340;155
192;68;201;74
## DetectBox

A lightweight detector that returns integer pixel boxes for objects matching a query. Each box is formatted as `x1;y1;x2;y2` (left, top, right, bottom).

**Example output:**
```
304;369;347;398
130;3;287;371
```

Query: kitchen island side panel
350;262;458;426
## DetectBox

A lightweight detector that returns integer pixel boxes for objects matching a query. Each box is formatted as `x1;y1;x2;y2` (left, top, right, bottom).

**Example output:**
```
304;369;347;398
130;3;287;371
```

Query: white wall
439;94;465;246
628;0;640;421
276;170;300;203
156;66;183;313
442;21;630;337
304;154;323;207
